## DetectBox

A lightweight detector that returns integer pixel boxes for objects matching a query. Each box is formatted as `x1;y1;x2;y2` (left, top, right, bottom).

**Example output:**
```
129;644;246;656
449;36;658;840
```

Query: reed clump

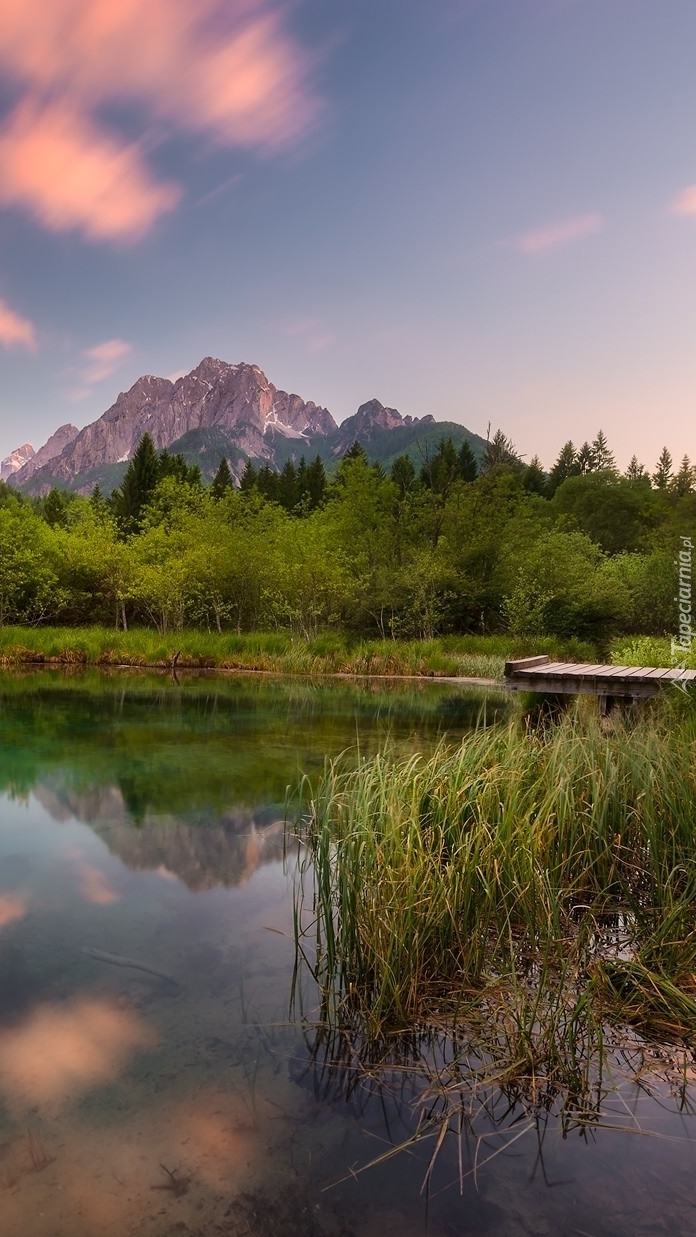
297;699;696;1044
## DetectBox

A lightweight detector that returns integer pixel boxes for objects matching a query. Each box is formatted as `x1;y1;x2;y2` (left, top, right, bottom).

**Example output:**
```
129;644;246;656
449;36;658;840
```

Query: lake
0;670;694;1237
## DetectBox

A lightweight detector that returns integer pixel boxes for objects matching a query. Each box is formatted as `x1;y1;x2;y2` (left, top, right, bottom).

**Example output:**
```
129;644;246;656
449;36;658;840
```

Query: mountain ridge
5;357;487;494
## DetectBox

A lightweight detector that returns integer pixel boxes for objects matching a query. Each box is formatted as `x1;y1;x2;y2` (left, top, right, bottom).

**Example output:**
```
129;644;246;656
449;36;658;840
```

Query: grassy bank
295;694;696;1053
0;625;596;678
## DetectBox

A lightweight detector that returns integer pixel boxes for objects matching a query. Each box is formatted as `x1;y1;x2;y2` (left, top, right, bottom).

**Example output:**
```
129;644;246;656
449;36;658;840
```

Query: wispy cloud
81;338;132;384
69;337;132;400
515;212;603;254
0;0;321;243
282;316;335;354
0;294;36;349
671;186;696;217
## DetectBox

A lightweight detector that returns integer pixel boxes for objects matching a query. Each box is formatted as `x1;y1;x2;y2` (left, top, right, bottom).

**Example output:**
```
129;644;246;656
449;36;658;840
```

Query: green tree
625;455;648;482
522;456;546;496
239;459;258;492
547;441;579;496
552;472;657;554
211;456;233;499
390;454;416;498
652;447;673;491
481;429;522;475
305;455;327;508
115;433;160;533
457;440;478;482
670;455;695;497
591;429;616;472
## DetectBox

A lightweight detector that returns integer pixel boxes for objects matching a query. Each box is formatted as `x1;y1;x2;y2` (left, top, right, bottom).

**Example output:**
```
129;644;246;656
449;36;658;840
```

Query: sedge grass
295;698;696;1041
0;625;596;679
292;697;696;1180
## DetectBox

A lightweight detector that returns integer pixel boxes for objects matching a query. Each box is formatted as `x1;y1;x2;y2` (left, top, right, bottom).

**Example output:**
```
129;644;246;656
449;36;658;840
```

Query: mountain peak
9;357;486;494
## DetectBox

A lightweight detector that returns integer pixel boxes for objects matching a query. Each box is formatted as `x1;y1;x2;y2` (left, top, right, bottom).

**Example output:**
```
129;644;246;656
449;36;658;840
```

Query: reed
296;698;696;1042
0;625;596;679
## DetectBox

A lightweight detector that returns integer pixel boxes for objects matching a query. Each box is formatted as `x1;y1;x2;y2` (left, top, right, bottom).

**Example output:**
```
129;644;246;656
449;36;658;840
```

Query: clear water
0;671;694;1237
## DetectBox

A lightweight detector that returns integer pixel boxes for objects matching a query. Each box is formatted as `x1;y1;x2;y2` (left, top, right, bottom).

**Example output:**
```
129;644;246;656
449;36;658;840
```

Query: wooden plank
583;665;630;677
504;655;550;676
607;666;652;679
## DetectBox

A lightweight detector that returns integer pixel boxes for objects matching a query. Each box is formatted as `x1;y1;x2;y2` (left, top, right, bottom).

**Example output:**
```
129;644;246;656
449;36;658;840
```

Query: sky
1;0;696;471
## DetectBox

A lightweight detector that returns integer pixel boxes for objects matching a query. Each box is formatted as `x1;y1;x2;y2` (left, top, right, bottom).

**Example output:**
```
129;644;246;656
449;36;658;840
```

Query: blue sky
1;0;696;471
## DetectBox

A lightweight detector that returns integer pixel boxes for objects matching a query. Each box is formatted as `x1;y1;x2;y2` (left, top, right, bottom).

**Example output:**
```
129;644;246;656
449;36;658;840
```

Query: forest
0;428;693;646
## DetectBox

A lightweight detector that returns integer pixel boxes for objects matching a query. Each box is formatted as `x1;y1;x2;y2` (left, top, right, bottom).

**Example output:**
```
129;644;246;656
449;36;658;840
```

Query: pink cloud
81;338;132;384
0;295;35;349
0;892;28;928
516;213;603;254
0;1;320;242
671;186;696;217
0;101;180;242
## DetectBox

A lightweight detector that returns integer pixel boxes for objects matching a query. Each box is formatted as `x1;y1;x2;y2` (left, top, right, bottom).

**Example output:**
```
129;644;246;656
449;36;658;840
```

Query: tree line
0;427;693;645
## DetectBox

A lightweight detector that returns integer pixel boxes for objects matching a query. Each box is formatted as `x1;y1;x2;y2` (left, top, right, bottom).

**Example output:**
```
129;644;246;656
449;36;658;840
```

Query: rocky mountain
14;423;79;483
1;441;34;480
9;357;487;494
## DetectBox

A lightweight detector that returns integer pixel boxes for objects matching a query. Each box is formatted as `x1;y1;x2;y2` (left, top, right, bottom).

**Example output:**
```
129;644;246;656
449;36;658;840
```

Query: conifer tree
625;455;647;482
343;440;367;462
457;440;478;482
256;463;278;502
671;455;695;496
481;429;521;474
305;455;327;508
522;456;546;496
390;453;416;497
591;429;616;472
239;458;258;492
576;442;595;474
115;433;159;532
211;457;233;499
278;459;298;511
652;447;673;490
547;441;579;495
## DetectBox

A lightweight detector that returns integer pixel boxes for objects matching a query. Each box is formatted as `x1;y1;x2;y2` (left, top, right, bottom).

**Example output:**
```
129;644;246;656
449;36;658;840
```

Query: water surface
0;671;694;1237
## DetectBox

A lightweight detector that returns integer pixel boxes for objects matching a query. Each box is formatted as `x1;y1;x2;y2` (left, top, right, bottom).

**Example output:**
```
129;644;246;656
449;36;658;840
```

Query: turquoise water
0;671;694;1237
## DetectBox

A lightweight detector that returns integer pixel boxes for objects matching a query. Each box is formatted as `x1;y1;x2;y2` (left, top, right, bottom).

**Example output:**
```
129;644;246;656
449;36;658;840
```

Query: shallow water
0;671;694;1237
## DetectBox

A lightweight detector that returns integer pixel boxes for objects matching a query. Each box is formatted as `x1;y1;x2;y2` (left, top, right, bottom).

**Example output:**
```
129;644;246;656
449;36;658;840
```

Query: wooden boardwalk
504;655;696;699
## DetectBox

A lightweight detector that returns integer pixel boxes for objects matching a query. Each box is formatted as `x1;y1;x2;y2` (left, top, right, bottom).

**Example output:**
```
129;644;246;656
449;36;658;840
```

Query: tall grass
296;698;696;1042
291;697;696;1175
0;625;597;678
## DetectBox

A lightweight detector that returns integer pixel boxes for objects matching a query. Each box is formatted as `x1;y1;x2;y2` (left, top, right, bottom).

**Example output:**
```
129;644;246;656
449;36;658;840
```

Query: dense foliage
2;430;694;643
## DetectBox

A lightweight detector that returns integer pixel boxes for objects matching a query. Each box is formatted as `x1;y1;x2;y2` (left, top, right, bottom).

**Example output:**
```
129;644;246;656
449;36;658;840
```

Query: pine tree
522;456;546;496
390;453;416;497
278;459;298;511
652;447;673;490
671;455;695;497
43;487;70;528
625;455;647;482
547;441;579;495
115;433;159;532
457;440;478;482
591;429;616;472
256;463;278;502
481;429;521;475
576;442;595;474
295;456;309;505
239;458;258;492
305;455;327;508
211;457;233;499
343;440;367;462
